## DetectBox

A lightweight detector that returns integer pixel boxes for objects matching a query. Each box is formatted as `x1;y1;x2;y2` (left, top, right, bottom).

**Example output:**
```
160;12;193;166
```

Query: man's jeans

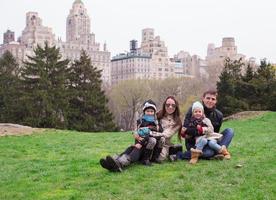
178;128;234;159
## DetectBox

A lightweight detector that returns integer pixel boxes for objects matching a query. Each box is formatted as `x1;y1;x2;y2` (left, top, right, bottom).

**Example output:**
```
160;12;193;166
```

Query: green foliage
0;112;275;200
217;58;276;116
20;42;70;128
67;51;117;132
0;45;117;131
0;51;20;122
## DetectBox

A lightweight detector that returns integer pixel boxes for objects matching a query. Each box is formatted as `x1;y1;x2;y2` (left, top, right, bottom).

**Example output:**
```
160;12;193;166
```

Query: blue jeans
195;137;208;150
208;139;221;152
178;128;234;159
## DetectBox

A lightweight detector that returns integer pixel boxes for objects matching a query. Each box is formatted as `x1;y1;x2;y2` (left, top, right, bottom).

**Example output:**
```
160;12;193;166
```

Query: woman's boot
141;149;153;166
189;148;202;164
151;147;163;163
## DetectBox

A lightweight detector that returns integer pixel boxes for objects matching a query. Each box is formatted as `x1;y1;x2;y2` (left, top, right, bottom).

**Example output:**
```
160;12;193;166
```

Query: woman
151;96;182;161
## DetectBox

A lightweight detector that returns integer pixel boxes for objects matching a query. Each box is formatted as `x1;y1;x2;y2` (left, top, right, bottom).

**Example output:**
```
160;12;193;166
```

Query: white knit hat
143;100;157;112
192;101;204;113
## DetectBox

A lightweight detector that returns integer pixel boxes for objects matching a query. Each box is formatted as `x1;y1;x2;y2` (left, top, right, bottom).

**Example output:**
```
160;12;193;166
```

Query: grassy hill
0;112;275;200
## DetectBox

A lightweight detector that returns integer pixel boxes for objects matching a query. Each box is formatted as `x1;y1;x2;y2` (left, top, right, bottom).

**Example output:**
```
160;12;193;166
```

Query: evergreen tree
235;65;257;109
217;58;276;115
67;51;117;132
0;51;20;122
20;42;69;128
217;58;248;116
253;59;276;110
242;64;255;82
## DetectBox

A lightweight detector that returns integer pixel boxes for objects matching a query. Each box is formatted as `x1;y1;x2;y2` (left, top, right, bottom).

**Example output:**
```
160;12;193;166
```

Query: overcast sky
1;0;275;63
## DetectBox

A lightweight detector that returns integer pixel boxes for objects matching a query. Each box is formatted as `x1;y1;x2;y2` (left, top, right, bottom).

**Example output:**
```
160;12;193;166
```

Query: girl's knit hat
192;101;204;113
143;99;157;112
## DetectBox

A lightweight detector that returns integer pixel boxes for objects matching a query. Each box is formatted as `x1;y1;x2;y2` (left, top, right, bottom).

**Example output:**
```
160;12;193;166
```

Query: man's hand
133;133;143;141
134;143;142;149
180;127;186;138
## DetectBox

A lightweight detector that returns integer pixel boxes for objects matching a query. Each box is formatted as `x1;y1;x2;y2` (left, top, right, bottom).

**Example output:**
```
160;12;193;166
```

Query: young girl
182;101;231;164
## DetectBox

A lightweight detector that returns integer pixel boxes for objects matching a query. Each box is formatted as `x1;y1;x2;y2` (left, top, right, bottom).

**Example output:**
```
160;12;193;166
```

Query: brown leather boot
220;145;231;160
189;148;203;164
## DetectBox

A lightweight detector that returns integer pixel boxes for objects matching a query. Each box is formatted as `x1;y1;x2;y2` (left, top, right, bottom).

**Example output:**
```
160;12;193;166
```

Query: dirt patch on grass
224;111;268;121
0;123;44;137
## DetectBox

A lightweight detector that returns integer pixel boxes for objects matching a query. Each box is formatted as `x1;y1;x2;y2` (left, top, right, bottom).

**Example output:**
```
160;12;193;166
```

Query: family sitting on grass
100;90;234;172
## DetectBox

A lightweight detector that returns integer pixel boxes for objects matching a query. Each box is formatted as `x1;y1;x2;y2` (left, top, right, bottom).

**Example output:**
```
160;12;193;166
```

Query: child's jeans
195;137;208;150
208;139;221;152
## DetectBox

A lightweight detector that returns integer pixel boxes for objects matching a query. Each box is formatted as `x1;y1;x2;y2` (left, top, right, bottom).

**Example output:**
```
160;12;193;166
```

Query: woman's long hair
157;96;182;141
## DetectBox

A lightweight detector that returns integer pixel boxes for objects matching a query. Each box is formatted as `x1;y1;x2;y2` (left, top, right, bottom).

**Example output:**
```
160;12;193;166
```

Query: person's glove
197;125;203;135
137;127;151;137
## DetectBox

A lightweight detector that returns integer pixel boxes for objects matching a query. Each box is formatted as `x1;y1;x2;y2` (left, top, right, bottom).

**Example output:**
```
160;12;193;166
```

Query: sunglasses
165;103;176;108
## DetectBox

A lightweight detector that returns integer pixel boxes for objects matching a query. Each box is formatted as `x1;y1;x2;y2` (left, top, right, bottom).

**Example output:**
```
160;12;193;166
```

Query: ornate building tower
59;0;111;84
66;0;94;45
140;28;172;79
3;30;15;44
206;37;245;81
21;12;55;49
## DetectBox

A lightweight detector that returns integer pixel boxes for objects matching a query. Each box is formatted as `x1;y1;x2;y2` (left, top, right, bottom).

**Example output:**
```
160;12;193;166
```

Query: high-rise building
0;30;25;65
21;12;55;50
111;40;151;85
0;11;55;65
0;0;111;84
140;28;173;79
58;0;111;84
206;37;246;79
3;30;15;44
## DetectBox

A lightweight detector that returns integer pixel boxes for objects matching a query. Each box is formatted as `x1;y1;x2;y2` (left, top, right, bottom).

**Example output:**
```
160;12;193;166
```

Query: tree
108;77;208;130
109;79;150;130
20;42;69;128
67;51;117;132
0;51;20;122
217;58;248;116
253;59;276;110
217;58;276;115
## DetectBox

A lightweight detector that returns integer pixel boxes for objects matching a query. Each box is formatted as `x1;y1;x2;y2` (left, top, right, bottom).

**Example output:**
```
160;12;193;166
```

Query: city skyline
1;0;275;63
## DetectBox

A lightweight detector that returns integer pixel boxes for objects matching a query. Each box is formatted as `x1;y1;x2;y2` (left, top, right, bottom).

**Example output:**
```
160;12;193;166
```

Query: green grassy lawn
0;112;275;200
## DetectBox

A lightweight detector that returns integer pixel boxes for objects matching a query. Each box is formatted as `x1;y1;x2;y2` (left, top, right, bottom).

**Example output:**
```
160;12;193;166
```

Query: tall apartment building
20;12;56;57
140;28;174;79
0;11;55;65
58;0;111;84
206;37;246;78
0;12;55;64
0;0;110;83
111;40;151;85
170;50;209;78
0;30;25;65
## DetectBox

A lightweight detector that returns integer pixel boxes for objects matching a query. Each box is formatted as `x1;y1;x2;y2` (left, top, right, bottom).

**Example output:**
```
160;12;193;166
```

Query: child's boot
220;145;231;160
189;148;202;164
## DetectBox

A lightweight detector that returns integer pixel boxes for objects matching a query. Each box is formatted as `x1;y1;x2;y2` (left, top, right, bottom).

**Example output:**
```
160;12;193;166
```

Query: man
181;90;234;159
